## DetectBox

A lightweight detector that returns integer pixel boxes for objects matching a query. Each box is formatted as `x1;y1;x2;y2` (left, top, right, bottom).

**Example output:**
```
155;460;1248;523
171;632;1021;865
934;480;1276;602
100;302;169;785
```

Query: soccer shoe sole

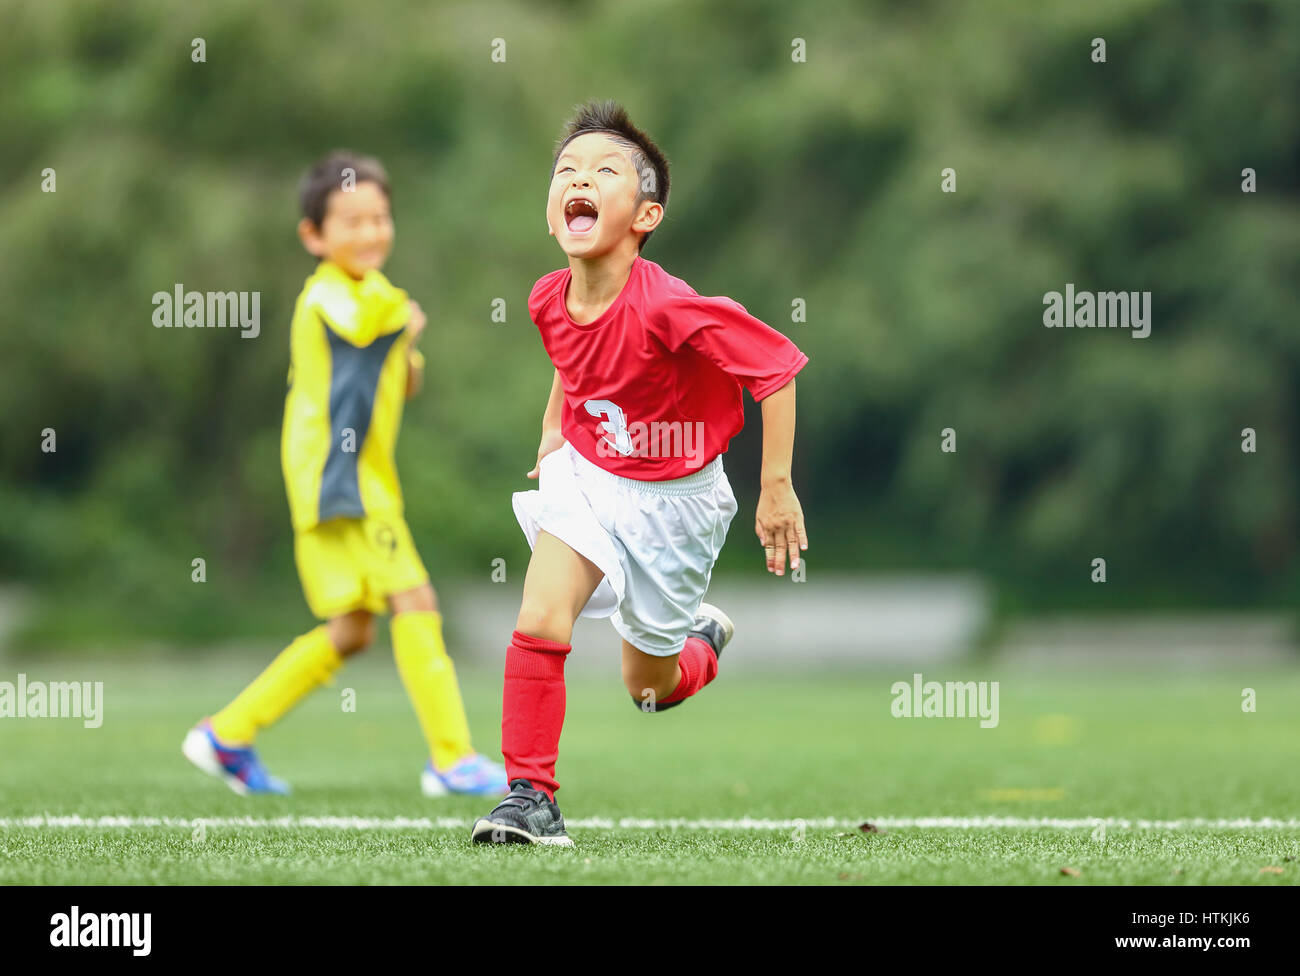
181;726;250;797
470;818;575;847
420;769;450;797
695;602;735;650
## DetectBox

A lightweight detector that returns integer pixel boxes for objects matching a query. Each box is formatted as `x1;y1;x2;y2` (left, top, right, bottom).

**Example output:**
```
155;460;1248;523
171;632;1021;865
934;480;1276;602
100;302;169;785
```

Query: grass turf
2;652;1298;884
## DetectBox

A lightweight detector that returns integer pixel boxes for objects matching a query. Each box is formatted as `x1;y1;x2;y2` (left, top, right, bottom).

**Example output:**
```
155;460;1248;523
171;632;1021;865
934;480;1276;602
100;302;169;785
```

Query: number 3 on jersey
584;399;634;456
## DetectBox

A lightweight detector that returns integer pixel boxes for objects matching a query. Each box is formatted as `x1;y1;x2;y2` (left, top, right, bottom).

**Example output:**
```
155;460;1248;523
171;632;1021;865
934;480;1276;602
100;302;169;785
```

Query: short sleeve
657;294;808;400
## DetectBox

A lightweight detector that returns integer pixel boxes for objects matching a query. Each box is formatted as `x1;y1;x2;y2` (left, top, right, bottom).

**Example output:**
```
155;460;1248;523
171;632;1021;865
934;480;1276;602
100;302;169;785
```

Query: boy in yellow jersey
182;151;507;797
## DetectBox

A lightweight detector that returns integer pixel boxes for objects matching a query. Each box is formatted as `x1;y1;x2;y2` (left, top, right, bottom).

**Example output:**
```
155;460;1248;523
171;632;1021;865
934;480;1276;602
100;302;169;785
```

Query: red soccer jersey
528;256;808;480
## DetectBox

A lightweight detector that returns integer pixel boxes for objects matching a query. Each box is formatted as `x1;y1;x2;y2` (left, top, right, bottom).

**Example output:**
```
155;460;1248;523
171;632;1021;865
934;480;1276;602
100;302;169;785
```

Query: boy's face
297;180;393;278
548;132;662;259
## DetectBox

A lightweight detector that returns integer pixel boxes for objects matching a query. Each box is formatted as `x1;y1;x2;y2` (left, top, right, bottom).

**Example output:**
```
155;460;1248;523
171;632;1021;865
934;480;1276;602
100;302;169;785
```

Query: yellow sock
392;610;474;770
210;626;342;744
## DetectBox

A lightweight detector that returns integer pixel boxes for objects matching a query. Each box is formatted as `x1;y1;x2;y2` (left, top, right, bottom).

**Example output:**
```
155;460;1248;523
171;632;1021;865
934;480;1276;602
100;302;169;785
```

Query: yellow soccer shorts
294;515;429;619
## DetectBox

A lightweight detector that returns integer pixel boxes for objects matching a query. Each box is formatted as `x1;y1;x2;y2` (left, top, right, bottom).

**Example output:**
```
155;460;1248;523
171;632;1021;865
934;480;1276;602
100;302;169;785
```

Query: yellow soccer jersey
281;261;414;532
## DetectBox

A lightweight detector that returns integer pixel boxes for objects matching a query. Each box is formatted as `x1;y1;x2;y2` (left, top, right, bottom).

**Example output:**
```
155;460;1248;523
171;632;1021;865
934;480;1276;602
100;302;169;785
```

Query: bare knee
514;599;576;645
390;582;437;615
328;611;374;657
622;657;679;703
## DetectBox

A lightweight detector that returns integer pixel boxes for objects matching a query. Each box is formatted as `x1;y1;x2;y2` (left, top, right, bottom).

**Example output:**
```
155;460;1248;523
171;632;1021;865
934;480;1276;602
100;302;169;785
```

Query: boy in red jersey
471;101;808;845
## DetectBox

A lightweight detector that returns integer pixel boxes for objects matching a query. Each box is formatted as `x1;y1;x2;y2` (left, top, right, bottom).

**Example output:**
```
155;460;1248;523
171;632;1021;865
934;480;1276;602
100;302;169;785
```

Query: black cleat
471;779;574;847
690;602;735;659
631;602;736;712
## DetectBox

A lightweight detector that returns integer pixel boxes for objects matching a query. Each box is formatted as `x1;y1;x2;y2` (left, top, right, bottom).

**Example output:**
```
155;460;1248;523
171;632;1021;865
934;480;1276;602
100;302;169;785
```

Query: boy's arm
404;300;427;400
755;379;807;576
526;369;566;479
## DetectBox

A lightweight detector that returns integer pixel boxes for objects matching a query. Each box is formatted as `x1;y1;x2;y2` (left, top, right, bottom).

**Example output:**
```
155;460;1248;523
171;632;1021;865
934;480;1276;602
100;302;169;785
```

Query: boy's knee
621;666;644;699
623;674;657;705
514;600;575;645
390;583;437;615
328;612;374;656
621;662;677;703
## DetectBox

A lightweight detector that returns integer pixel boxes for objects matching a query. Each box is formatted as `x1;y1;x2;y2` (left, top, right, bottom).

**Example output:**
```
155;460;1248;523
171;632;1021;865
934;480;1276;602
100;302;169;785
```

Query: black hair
298;150;390;226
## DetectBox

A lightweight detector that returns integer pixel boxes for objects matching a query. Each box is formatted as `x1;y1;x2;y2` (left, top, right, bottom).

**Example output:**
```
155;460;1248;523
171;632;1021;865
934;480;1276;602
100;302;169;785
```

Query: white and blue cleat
182;719;291;796
421;753;510;797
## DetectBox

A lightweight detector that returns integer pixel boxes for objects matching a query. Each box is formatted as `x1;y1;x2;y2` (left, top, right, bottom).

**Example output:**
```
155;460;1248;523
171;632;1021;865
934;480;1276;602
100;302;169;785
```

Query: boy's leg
621;641;682;708
186;521;373;794
501;530;605;799
360;515;500;791
209;610;371;744
615;467;738;713
622;600;733;711
620;637;711;711
388;582;475;771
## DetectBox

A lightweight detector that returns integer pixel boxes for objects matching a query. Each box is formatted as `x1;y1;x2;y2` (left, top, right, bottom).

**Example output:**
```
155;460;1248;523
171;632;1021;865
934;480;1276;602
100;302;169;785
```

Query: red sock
657;636;719;705
501;630;570;800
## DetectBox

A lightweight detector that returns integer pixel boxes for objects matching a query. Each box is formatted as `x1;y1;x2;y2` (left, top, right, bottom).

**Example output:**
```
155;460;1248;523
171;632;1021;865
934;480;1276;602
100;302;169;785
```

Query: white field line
1;815;1299;831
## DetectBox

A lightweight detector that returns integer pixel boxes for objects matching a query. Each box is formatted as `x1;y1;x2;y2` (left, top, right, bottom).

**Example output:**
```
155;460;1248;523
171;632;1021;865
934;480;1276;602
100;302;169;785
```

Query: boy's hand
406;300;427;345
527;428;566;479
755;479;807;576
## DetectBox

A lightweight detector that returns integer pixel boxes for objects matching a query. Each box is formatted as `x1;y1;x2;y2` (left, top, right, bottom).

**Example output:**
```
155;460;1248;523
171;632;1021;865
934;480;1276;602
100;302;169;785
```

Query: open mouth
564;197;599;234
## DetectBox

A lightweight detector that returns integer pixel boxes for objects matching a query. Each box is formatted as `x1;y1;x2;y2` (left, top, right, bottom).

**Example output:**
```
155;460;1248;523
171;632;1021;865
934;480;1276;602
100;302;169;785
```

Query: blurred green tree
1;0;1297;643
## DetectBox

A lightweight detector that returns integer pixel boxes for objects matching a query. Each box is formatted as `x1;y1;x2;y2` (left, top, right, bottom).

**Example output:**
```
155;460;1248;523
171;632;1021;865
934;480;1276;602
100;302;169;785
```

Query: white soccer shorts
512;441;738;657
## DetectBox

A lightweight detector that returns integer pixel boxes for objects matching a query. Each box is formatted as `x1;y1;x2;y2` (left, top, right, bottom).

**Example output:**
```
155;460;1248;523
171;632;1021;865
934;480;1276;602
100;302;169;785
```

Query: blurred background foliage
1;0;1298;644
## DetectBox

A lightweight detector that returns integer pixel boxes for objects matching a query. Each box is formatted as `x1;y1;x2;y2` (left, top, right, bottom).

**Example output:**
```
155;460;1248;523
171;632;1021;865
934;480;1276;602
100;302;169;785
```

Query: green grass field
2;652;1299;885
